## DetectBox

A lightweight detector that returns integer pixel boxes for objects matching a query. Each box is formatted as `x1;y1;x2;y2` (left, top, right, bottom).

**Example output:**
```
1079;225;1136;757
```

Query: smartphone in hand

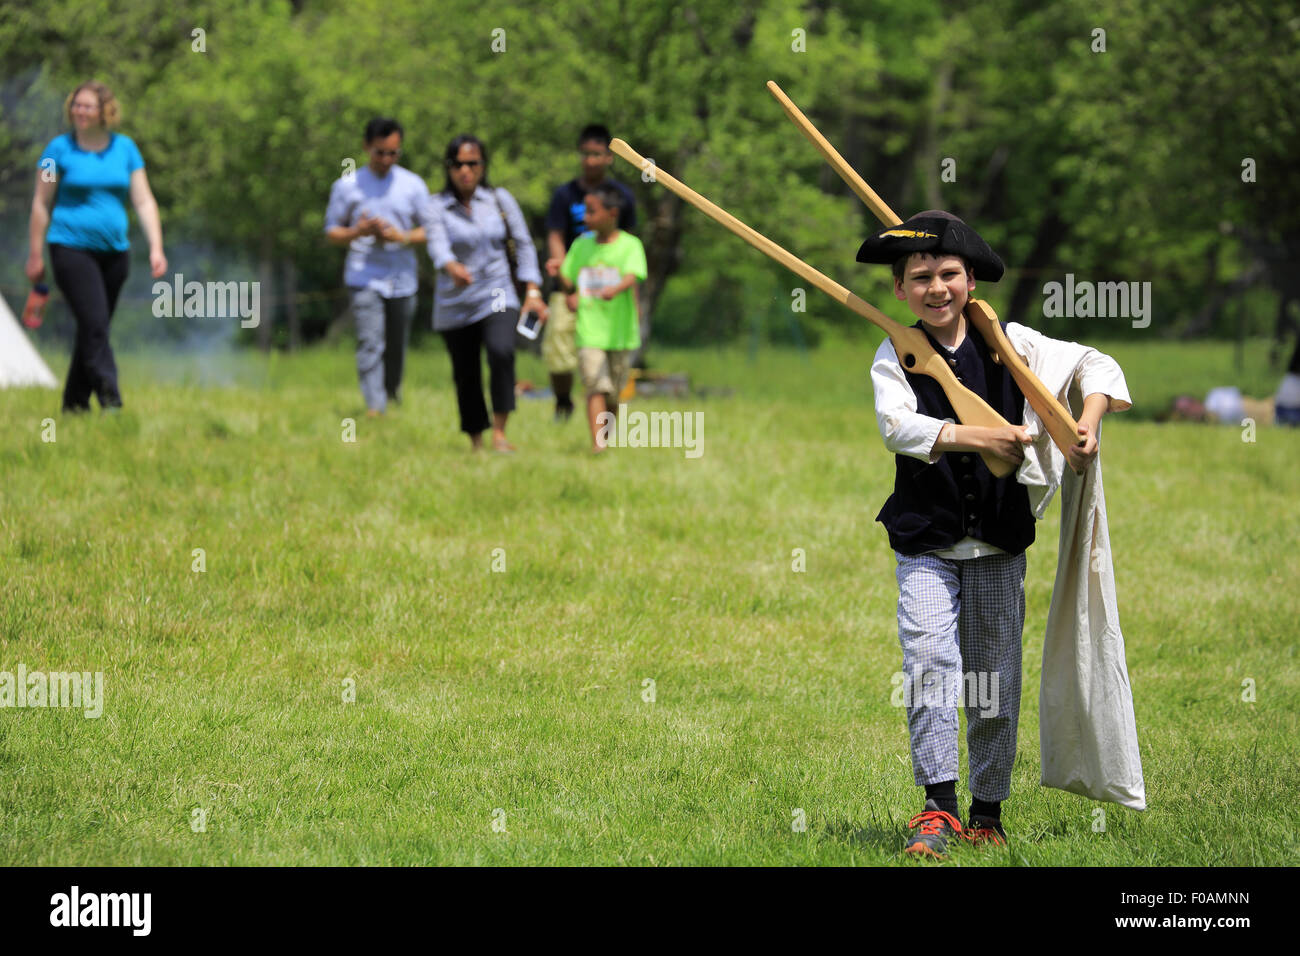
516;310;542;340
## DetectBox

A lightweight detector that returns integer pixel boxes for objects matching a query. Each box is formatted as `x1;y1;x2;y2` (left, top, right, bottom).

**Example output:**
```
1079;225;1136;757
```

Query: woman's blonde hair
64;81;121;129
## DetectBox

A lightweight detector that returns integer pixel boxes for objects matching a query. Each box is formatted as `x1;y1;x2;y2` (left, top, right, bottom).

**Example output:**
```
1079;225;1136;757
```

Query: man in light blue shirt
325;118;429;416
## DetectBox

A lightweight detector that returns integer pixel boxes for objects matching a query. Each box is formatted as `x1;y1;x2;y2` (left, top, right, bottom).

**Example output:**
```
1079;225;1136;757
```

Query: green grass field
1;336;1297;865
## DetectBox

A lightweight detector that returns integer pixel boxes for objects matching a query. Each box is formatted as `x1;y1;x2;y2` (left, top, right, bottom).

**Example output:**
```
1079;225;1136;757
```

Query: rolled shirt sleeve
1005;323;1133;413
423;197;454;271
1075;347;1133;412
871;338;946;463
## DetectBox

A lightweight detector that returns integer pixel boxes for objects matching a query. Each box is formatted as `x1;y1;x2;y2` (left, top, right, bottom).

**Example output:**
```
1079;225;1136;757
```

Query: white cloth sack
1037;449;1146;809
1009;325;1147;810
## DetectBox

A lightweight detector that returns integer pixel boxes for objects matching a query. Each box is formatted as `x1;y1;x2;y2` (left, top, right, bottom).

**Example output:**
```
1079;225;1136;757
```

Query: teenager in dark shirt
542;125;637;421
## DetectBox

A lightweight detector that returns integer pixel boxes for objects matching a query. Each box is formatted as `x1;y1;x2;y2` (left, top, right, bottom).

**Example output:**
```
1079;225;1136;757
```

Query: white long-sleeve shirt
870;322;1132;556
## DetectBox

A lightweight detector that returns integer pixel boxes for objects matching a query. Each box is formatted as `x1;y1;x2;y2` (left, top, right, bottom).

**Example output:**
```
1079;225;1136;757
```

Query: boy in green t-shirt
559;184;648;452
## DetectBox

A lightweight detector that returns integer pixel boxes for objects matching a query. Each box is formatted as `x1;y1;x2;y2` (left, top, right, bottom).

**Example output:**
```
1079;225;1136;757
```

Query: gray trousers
893;550;1027;801
351;289;415;412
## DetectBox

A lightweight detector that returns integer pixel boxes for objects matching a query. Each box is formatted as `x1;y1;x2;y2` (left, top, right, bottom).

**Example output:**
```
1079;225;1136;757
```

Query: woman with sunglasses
426;134;546;452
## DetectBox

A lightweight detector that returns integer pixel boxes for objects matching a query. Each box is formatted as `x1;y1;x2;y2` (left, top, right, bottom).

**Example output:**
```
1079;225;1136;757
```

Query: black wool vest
876;322;1036;556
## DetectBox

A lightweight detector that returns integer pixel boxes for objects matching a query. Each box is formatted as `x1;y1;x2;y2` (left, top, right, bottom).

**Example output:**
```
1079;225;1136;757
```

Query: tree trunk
1005;181;1070;326
282;256;300;351
257;236;275;352
629;5;753;364
1182;258;1264;339
921;61;954;210
636;185;685;358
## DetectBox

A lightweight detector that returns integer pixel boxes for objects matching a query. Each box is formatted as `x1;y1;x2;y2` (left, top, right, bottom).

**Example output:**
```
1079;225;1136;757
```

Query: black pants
441;309;518;434
49;243;130;411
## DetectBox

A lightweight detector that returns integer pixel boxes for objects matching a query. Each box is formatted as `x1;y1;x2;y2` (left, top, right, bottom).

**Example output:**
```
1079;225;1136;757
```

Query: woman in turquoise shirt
26;80;168;412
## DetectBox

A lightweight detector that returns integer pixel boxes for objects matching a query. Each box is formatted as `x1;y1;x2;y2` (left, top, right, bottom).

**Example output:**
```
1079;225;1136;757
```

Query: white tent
0;291;58;388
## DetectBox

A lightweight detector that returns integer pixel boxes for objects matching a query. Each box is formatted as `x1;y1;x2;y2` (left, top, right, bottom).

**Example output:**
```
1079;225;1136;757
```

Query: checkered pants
893;550;1026;801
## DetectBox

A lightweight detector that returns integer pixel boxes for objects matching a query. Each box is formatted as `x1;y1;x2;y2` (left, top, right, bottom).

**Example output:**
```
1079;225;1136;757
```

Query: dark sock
552;372;574;411
970;797;1001;821
924;781;959;819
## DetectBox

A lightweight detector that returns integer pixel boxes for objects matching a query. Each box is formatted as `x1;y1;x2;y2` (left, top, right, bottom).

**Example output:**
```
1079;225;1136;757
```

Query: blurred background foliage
1;0;1297;354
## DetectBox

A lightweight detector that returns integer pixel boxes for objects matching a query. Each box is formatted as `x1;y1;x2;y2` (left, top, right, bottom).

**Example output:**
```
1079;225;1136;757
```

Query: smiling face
894;253;975;333
448;143;484;197
70;89;102;131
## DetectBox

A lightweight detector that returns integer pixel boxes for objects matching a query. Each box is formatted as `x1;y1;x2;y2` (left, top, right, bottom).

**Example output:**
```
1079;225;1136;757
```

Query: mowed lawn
1;336;1297;866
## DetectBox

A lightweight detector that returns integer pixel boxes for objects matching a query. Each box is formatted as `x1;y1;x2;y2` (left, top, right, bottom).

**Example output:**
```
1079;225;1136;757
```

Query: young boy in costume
862;210;1130;858
559;183;647;452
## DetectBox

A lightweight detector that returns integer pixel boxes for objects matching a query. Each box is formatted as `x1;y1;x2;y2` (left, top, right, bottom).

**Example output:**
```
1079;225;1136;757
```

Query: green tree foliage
1;0;1295;348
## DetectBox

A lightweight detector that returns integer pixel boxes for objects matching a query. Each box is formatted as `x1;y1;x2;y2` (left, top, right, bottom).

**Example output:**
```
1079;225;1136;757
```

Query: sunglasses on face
448;159;482;169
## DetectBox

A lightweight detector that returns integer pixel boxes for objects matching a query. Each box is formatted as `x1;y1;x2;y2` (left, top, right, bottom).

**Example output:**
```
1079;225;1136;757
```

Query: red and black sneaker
904;799;963;859
963;815;1008;847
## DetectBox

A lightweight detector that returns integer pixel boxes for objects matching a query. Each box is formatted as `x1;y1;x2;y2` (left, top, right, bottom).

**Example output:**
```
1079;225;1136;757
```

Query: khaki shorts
579;347;630;397
542;291;578;373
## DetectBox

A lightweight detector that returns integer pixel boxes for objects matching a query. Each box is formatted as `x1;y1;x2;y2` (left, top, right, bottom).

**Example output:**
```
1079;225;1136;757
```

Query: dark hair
364;117;403;143
586;183;624;214
442;133;490;195
892;252;973;283
578;124;612;148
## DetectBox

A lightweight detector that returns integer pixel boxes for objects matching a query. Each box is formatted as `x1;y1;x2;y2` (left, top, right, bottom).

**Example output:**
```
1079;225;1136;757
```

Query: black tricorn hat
856;209;1004;282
